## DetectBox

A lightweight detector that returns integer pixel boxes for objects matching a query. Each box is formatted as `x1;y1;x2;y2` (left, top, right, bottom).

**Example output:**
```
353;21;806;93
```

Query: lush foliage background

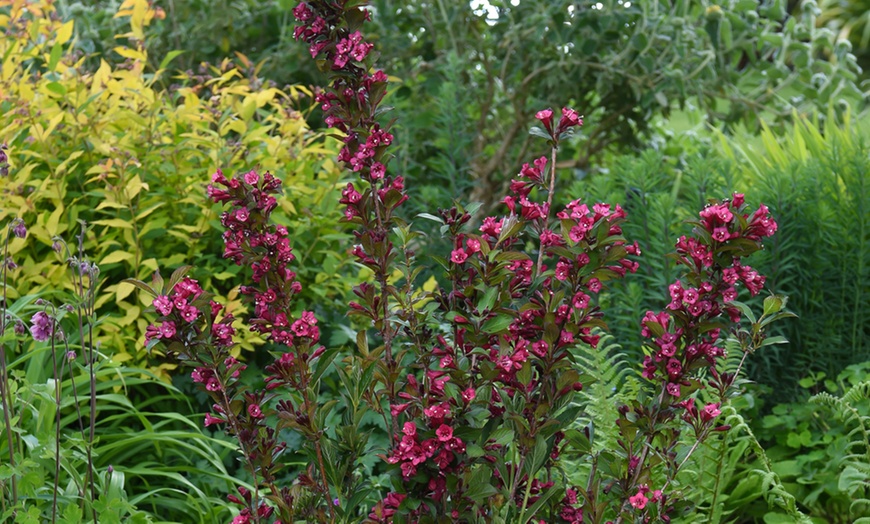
0;0;867;522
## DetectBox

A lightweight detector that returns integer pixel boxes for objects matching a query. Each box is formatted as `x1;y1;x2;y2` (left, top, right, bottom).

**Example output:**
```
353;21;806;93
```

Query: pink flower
153;295;173;315
712;226;730;242
204;413;225;426
572;291;590;309
555;260;572;281
629;490;649;510
701;402;721;422
535;108;554;134
180;305;199;322
435;424;453;442
243;170;259;185
247;404;263;419
30;311;54;342
400;462;416;479
586;278;602;293
450;249;468;264
159;321;176;338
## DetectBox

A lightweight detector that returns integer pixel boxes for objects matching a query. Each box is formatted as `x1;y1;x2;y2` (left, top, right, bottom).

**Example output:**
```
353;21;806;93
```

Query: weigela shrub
138;1;793;522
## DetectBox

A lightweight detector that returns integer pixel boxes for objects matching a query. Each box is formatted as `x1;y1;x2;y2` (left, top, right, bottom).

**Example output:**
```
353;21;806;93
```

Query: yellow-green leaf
100;251;135;265
56;20;74;45
91;219;133;229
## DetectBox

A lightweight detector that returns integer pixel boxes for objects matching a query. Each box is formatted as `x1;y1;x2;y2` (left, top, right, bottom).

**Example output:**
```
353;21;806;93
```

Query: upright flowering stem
69;224;100;523
293;1;407;438
0;220;23;508
536;144;558;274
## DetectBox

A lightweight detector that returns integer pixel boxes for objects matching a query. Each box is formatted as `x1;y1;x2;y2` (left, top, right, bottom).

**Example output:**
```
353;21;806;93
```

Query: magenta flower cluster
640;195;778;396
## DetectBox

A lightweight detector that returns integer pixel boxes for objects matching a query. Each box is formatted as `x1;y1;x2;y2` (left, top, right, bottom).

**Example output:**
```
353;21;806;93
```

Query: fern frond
571;333;638;451
723;407;814;523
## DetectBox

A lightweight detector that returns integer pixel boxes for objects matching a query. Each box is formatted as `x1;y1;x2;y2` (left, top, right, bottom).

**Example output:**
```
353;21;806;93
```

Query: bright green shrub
0;0;356;376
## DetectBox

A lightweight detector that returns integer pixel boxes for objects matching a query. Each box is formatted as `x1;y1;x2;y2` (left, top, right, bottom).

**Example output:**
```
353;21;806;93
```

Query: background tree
60;0;867;213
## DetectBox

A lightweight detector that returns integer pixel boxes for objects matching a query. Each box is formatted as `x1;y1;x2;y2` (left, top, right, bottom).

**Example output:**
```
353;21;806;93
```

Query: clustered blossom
209;169;323;354
611;195;777;519
293;1;408;235
640;195;777;396
144;277;235;352
535;106;583;140
386;421;465;484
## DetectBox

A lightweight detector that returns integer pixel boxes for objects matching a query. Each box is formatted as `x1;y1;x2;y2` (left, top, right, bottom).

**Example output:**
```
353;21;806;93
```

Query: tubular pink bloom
559;107;582;129
450;249;468;264
535;108;554;135
701;402;722;422
204;413;225;426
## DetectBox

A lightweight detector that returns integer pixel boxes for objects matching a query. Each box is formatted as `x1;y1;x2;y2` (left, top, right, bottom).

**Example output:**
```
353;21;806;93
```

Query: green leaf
46;81;67;96
488;428;515;446
48;42;63;71
480;314;514;334
760;335;789;347
526;434;550;475
477;286;498;313
730;300;757;323
528;126;552;140
465;465;499;504
158;50;186;71
121;278;157;298
521;483;561;523
763;295;784;316
312;347;339;383
416;212;444;224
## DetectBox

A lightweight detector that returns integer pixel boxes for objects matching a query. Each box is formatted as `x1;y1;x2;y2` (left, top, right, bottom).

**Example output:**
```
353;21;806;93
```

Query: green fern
570;333;639;453
809;381;870;519
725;408;813;523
